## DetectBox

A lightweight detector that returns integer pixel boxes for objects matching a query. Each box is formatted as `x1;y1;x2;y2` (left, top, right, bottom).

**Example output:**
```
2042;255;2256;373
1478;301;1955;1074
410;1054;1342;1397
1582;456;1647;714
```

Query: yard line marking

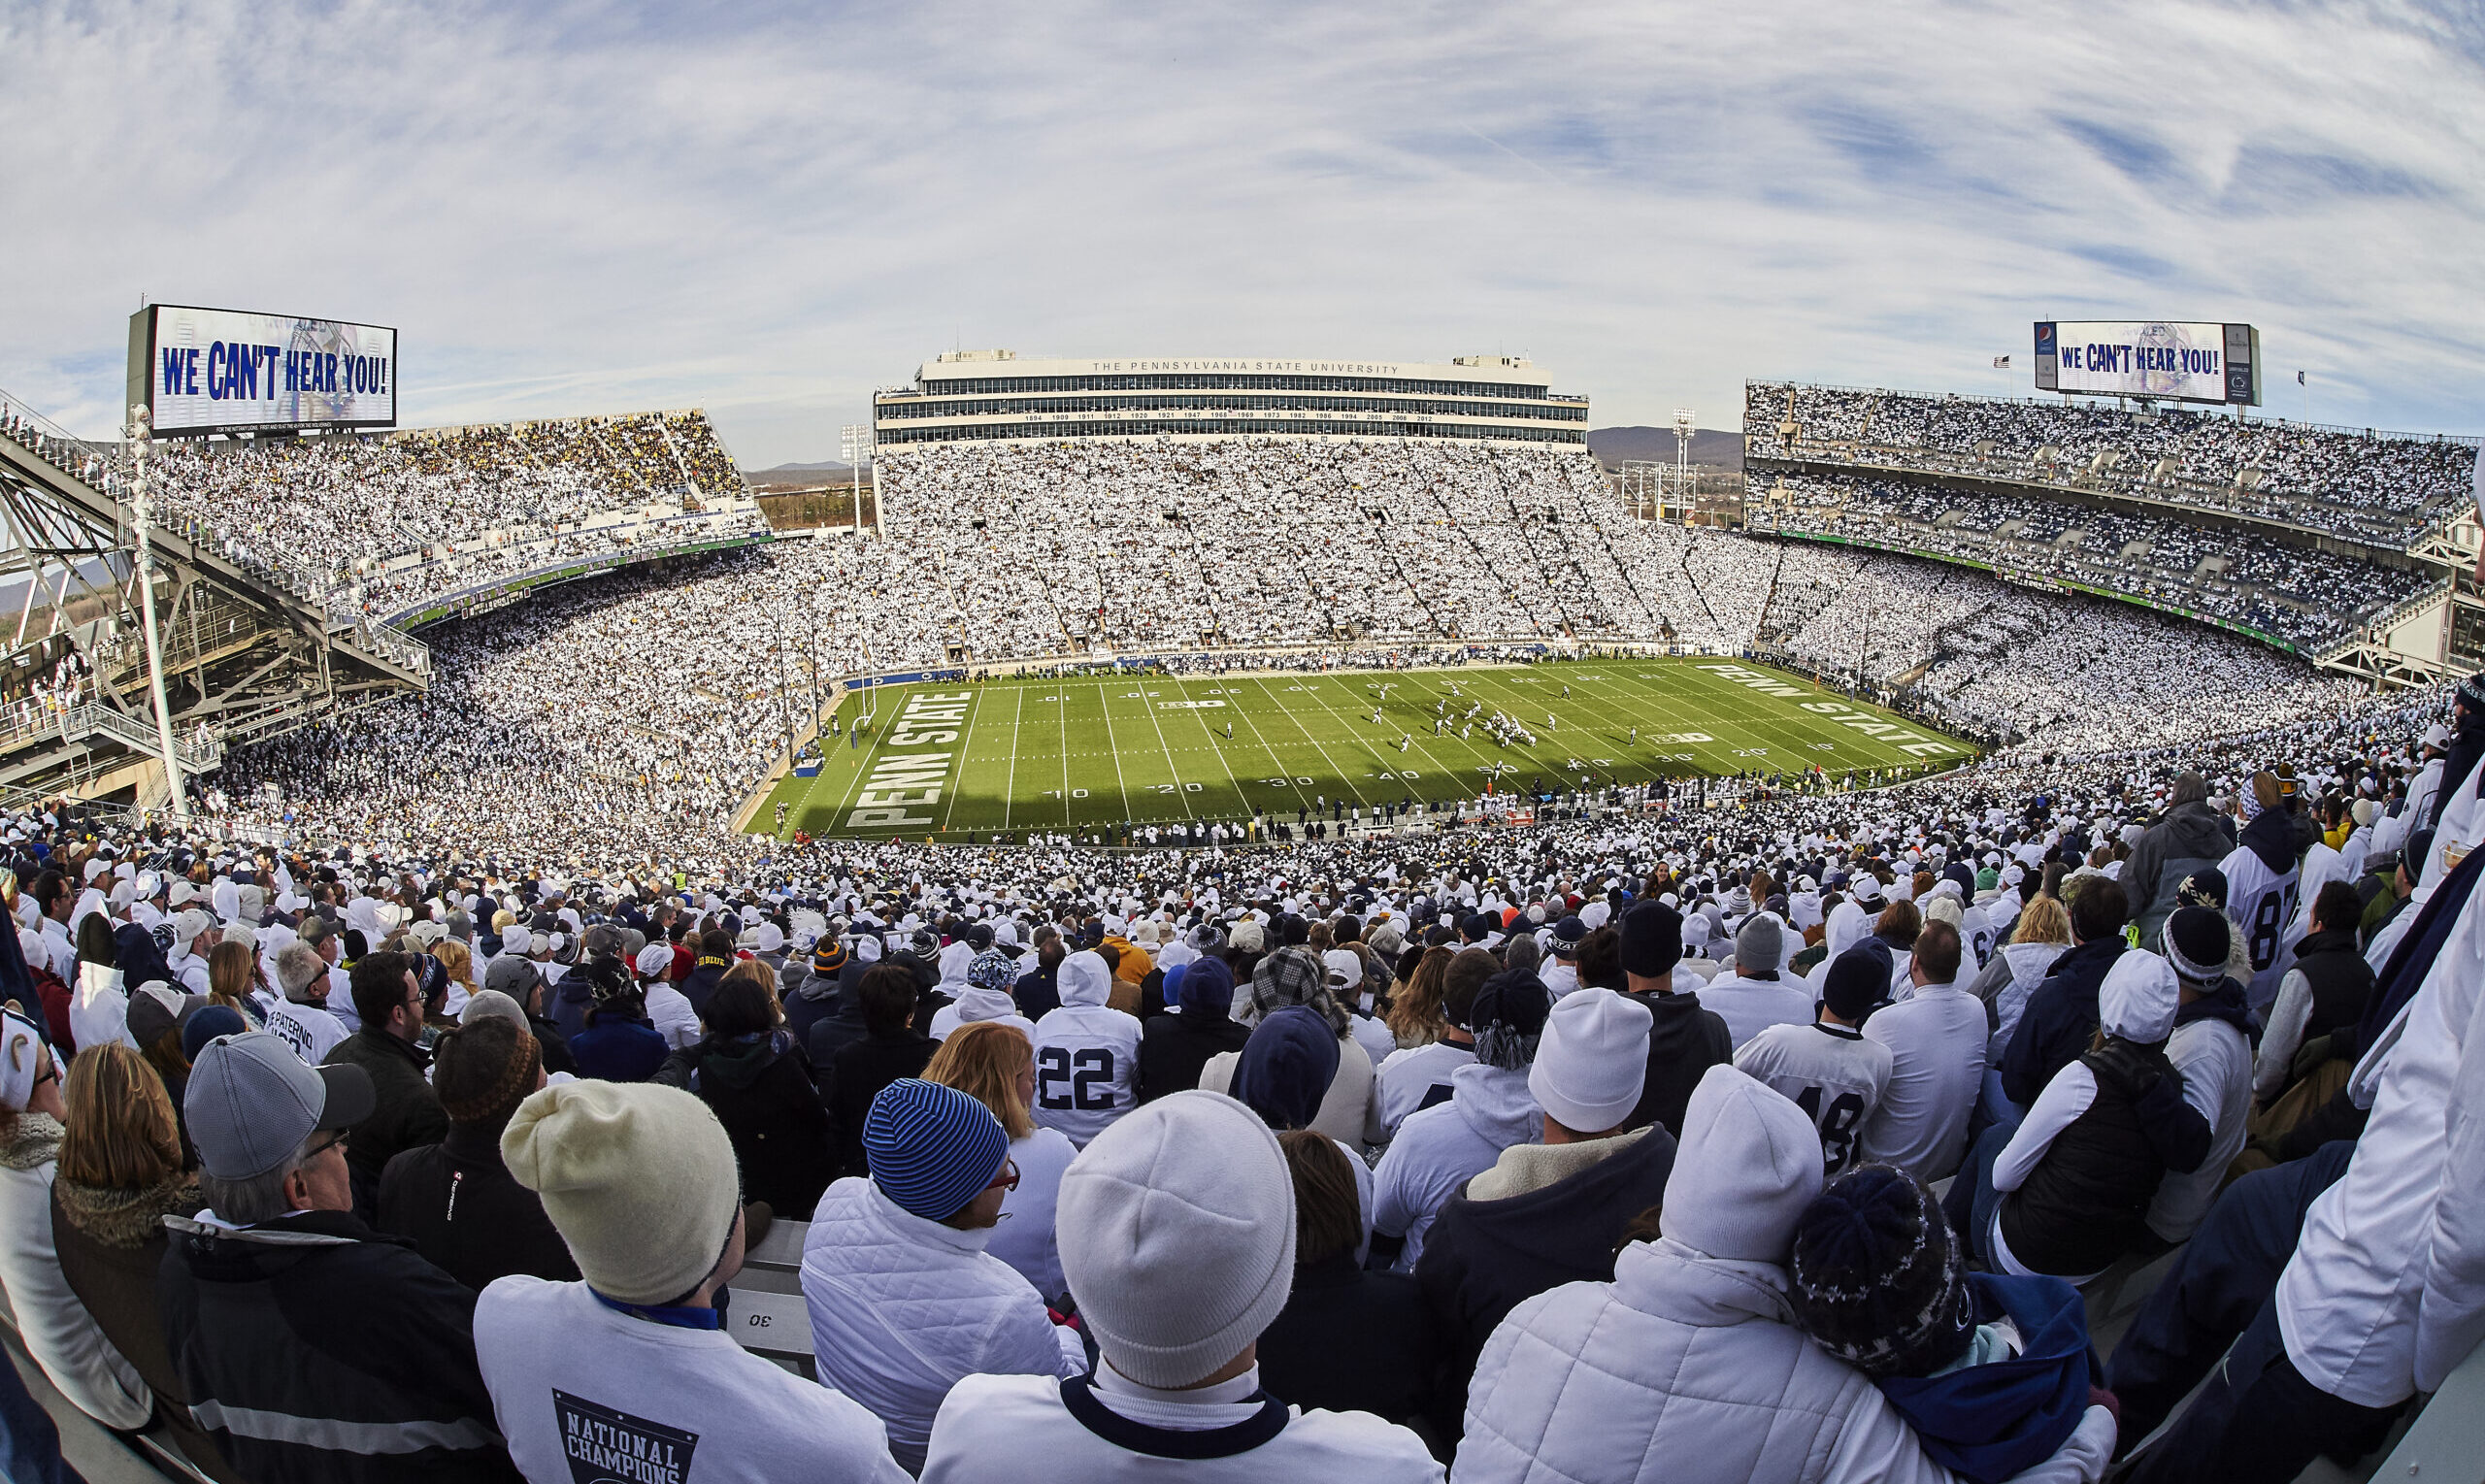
1219;677;1314;817
1092;682;1136;822
1058;687;1073;829
1249;676;1375;808
1133;679;1199;821
1172;676;1254;821
1000;685;1026;832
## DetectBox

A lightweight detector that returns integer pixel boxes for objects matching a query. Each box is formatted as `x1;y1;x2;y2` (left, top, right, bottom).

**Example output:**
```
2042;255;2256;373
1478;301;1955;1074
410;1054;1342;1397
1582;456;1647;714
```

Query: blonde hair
2012;894;2072;946
434;939;477;993
923;1022;1036;1140
58;1043;182;1189
207;939;257;1015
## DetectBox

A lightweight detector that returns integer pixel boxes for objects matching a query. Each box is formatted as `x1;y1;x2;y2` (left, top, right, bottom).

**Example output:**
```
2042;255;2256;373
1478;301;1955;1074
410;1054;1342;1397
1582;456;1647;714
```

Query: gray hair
275;942;329;1002
198;1134;318;1227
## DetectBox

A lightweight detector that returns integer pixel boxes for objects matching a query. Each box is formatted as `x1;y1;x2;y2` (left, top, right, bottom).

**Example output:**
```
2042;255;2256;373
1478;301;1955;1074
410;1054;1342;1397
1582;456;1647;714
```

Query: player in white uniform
1029;949;1142;1148
1733;940;1894;1175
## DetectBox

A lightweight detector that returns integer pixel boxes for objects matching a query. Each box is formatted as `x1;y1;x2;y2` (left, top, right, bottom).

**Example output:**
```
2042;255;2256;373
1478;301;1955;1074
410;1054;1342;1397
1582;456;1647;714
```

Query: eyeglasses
985;1158;1020;1194
305;1130;349;1161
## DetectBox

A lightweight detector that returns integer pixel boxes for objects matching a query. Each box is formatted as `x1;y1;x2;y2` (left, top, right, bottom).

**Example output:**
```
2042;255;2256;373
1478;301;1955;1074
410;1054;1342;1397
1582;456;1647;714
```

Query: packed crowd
1749;382;2479;550
191;513;2363;879
1759;472;2439;652
142;411;750;621
0;653;2479;1484
878;441;1700;652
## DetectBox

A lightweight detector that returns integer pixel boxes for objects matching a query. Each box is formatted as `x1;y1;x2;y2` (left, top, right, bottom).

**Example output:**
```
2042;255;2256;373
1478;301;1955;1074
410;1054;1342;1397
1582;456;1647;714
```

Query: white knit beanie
1528;987;1651;1134
1057;1091;1295;1388
1659;1065;1825;1265
502;1081;742;1306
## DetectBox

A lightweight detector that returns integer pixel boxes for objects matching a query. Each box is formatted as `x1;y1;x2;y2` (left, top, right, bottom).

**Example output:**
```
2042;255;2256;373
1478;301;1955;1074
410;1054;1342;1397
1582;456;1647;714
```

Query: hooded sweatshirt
1029;951;1141;1148
1373;1060;1540;1271
2124;781;2236;943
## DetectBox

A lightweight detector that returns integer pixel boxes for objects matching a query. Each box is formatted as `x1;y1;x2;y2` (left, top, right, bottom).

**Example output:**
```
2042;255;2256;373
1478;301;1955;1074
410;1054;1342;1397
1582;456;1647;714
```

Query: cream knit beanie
502;1081;741;1305
1057;1091;1295;1387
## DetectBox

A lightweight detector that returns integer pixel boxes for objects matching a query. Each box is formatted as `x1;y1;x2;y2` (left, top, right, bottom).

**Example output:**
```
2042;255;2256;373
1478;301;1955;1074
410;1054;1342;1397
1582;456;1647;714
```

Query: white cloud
2;0;2478;465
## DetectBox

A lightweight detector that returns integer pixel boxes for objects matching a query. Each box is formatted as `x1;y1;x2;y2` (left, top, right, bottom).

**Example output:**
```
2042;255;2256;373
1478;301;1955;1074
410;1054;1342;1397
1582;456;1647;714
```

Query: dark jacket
157;1208;519;1484
1139;958;1249;1104
688;1030;837;1212
805;994;872;1072
1138;1011;1250;1104
1257;1252;1439;1425
375;1120;579;1293
50;1175;245;1483
549;972;595;1042
525;1013;578;1077
2124;800;2236;944
568;1015;669;1083
822;1029;938;1180
1618;989;1732;1137
1013;960;1063;1021
780;967;842;1049
2000;939;2125;1108
679;955;733;1018
1415;1123;1679;1440
2288;927;2376;1049
323;1031;449;1193
2000;1039;2211;1277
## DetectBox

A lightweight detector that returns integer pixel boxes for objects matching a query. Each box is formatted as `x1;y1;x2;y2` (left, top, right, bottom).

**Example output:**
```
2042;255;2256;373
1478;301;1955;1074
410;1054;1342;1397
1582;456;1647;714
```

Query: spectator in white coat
803;1078;1084;1472
478;1079;907;1484
1029;950;1141;1147
1455;1064;2117;1484
1699;915;1817;1050
0;1010;152;1431
920;1090;1442;1484
1372;969;1546;1271
1859;922;1987;1182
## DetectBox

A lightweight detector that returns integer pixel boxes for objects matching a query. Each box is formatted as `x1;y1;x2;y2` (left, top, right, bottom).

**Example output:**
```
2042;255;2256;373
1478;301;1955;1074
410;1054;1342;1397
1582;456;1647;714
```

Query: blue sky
4;0;2480;467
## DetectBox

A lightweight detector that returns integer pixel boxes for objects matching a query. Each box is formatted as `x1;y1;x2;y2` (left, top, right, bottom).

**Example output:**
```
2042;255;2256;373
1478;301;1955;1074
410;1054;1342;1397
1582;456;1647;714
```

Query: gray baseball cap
184;1032;376;1180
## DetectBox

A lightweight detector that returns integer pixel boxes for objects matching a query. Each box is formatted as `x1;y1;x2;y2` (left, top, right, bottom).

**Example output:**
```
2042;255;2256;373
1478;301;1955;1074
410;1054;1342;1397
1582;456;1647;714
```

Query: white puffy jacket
0;1123;150;1430
1457;1237;2115;1484
802;1176;1084;1472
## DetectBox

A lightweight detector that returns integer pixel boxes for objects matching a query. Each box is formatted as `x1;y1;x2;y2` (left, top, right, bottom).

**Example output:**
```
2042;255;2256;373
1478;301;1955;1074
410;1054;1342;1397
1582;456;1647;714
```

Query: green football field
754;657;1976;841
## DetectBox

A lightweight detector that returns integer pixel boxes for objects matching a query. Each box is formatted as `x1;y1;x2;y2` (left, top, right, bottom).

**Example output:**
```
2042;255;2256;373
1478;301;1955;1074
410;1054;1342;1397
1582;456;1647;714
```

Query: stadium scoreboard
2033;321;2258;407
127;304;397;438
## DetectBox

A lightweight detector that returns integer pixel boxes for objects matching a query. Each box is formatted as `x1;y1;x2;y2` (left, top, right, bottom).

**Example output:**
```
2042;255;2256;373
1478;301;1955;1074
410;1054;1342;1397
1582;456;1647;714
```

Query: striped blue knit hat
864;1079;1009;1221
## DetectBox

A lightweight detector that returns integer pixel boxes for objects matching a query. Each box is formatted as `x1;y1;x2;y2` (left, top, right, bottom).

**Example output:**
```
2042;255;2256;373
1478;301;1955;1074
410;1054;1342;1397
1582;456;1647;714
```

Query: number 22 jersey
1031;950;1143;1147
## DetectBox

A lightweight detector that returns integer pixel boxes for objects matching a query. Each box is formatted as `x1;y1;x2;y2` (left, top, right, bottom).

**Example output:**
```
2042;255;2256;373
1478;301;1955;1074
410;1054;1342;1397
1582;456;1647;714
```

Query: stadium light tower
840;424;869;536
124;405;189;822
1673;410;1697;518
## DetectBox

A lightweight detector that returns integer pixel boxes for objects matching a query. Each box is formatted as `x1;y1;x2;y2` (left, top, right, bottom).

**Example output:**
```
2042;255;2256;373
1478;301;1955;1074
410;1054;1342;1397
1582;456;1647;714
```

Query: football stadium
6;10;2485;1481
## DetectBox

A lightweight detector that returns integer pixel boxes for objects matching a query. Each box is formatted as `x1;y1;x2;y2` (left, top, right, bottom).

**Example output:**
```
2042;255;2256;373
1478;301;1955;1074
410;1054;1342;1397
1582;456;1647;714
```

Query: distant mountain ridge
1586;426;1744;471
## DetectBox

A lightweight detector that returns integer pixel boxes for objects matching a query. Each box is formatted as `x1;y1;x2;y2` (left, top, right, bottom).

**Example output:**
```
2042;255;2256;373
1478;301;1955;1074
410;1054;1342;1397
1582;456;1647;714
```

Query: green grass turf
754;657;1977;841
